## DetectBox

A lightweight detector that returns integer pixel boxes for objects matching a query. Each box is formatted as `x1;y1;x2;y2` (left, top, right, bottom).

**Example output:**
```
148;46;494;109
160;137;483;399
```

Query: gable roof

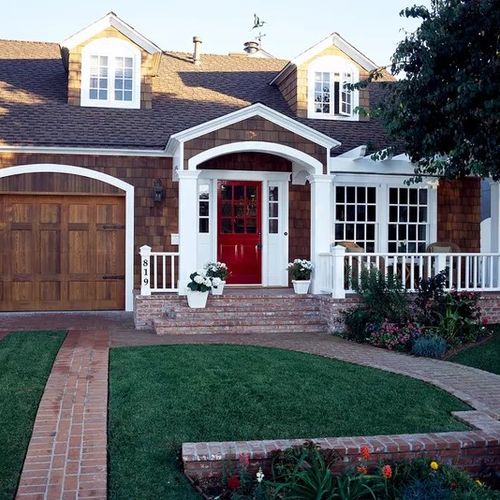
166;103;341;152
0;38;393;155
61;12;162;54
270;32;379;85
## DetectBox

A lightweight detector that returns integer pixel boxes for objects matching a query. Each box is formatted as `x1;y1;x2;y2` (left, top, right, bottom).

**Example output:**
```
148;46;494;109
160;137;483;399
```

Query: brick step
166;309;321;320
155;316;323;329
167;299;320;312
154;321;327;335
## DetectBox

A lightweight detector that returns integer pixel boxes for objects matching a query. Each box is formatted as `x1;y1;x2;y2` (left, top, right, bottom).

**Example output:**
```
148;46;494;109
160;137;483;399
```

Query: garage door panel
0;194;125;311
69;204;90;224
39;281;62;303
68;230;92;275
40;203;61;224
11;230;34;274
96;229;124;275
40;229;62;275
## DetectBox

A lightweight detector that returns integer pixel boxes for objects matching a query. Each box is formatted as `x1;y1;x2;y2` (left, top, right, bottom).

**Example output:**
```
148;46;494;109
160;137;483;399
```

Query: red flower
239;453;250;467
357;465;368;474
227;474;240;490
360;446;371;460
482;317;489;326
382;465;392;479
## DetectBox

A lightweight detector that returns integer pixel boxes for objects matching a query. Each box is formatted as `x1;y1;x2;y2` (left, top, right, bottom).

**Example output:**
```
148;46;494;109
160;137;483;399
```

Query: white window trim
333;174;437;253
307;56;360;121
81;38;141;109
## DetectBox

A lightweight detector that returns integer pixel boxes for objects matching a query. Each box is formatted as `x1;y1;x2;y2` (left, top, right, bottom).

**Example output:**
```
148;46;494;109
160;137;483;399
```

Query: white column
309;174;334;294
178;170;201;295
331;245;346;299
490;182;500;253
490;182;500;287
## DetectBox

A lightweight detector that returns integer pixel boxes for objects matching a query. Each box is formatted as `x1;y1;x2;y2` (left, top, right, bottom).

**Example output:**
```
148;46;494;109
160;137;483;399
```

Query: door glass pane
269;186;279;202
221;185;232;200
222;203;232;216
246;219;257;233
269;220;278;234
234;219;244;233
234;186;244;200
235;204;244;217
269;204;278;218
222;219;232;233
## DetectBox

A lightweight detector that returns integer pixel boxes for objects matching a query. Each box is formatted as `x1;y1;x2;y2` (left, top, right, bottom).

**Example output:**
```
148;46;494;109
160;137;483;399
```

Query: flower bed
340;269;493;358
185;439;500;499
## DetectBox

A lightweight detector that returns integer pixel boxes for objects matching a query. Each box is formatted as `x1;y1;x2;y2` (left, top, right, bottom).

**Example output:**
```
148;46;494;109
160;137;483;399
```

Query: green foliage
411;334;448;359
374;0;500;180
268;442;383;499
342;268;410;342
401;475;450;500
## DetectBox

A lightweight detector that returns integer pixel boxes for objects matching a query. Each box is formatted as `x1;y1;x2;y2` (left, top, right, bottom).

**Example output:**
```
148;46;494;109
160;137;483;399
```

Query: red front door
217;181;262;284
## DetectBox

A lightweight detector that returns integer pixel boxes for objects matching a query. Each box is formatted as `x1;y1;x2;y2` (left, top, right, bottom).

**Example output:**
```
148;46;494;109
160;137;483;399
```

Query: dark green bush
401;475;451;500
342;268;410;342
411;335;447;359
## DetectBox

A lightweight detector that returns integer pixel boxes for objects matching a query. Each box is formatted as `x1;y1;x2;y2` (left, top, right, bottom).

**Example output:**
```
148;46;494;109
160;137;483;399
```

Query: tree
371;0;500;180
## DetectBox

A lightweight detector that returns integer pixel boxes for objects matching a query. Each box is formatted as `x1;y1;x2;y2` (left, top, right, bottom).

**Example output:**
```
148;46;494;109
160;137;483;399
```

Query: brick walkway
15;329;109;500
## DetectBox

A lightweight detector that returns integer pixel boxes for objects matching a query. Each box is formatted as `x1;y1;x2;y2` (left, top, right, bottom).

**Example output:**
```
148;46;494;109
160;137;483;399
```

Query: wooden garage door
0;194;125;311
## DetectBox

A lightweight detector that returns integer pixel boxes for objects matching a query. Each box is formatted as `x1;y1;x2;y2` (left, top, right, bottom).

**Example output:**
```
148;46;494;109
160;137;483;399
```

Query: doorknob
256;243;263;250
284;231;288;236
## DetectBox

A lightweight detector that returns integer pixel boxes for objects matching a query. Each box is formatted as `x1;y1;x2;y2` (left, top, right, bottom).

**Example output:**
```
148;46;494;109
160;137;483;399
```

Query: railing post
139;245;152;296
331;245;346;299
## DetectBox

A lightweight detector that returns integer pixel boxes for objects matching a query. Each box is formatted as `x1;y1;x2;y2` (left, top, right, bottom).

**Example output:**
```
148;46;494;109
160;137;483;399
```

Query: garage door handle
102;275;125;280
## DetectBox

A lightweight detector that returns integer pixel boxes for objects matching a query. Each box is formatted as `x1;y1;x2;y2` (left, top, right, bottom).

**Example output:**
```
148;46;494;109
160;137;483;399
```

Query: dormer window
81;38;141;109
308;56;359;120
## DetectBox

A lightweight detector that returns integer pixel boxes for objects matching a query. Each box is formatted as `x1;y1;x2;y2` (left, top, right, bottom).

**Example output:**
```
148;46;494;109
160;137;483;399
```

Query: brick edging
182;411;500;480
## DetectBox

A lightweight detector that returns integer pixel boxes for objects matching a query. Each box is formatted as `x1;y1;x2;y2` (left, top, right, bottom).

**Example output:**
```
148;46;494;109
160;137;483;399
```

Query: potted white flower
287;259;313;294
204;262;229;295
186;270;212;308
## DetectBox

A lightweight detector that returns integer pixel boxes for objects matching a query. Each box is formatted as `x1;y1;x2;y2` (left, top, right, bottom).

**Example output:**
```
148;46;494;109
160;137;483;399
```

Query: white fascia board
0;145;170;157
168;103;340;150
62;12;161;54
337;145;367;159
330;156;417;176
270;33;378;85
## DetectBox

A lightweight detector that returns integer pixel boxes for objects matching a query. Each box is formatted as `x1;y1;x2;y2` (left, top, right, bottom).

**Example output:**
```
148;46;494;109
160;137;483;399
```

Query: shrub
414;270;448;327
411;335;447;359
342;268;410;341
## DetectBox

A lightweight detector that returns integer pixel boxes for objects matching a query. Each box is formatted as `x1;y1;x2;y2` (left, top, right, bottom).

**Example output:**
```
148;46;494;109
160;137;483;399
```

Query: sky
0;0;428;65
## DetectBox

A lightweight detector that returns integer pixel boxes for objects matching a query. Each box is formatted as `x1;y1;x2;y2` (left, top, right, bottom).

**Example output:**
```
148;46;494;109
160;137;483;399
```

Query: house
0;12;495;319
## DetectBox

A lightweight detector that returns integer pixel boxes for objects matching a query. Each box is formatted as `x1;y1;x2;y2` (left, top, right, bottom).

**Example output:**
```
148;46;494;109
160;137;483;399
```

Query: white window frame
333;174;438;253
81;38;141;109
307;56;359;121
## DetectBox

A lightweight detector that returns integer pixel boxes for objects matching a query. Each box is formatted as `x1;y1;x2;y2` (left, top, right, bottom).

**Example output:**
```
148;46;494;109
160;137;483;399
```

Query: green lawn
108;344;470;499
0;331;66;500
449;329;500;374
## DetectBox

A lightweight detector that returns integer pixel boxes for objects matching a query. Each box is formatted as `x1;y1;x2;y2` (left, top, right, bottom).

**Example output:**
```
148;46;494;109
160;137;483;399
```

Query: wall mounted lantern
153;179;165;202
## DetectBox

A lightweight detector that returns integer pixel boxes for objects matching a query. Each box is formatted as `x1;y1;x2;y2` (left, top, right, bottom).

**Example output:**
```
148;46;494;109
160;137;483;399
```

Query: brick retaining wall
183;411;500;481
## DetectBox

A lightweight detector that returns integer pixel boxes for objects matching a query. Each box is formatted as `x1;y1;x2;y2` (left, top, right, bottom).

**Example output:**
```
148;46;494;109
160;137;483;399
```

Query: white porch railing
318;246;500;298
140;245;179;295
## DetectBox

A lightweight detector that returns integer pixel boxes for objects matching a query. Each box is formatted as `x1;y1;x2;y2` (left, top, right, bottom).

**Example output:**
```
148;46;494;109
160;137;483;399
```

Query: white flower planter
211;280;226;295
186;289;209;308
292;280;311;295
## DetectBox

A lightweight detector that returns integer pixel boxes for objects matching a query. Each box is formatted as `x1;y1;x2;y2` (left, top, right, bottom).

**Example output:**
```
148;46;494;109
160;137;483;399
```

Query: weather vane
252;14;266;44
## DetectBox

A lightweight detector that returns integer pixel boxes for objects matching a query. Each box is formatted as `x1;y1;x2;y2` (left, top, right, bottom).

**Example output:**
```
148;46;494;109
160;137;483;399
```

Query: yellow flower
430;461;439;470
475;479;484;487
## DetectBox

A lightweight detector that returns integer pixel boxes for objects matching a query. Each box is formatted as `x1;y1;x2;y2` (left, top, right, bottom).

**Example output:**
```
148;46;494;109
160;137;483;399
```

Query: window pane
234;219;245;233
356;225;365;240
389;188;398;204
389;224;397;240
346;187;355;203
356;205;366;221
399;188;408;204
98;89;107;100
115;79;123;89
419;207;427;222
269;220;278;233
124;79;133;90
89;89;98;99
336;206;345;221
366;224;375;240
336;186;345;203
367;187;376;204
199;201;209;217
346;205;355;221
234;186;244;200
367;205;376;221
357;187;365;203
269;186;278;202
115;90;122;100
221;185;232;200
346;224;355;240
222;219;232;233
389;206;398;222
409;189;418;204
409;206;418;222
335;225;344;240
269;204;278;218
419;189;427;204
199;219;209;233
